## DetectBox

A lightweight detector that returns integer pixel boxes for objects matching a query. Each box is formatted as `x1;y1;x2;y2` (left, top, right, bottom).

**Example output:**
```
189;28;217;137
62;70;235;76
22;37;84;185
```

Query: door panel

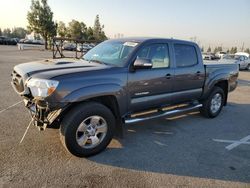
172;44;205;103
128;68;174;112
127;43;174;112
173;66;205;102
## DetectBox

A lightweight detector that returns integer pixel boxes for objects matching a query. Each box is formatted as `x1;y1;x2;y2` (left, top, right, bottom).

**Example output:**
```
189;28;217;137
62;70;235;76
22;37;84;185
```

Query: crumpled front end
23;98;62;130
11;68;62;131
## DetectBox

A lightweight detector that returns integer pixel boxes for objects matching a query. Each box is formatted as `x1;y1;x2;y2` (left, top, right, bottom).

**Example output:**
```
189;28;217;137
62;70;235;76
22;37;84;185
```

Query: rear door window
174;44;198;67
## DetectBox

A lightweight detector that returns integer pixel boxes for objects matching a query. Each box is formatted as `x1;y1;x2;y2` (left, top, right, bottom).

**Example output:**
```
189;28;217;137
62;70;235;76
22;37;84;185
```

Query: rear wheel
200;86;225;118
60;102;115;157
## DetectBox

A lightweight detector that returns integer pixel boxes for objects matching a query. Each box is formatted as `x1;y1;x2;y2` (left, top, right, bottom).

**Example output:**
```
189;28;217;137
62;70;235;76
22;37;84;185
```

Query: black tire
200;86;225;118
60;102;115;157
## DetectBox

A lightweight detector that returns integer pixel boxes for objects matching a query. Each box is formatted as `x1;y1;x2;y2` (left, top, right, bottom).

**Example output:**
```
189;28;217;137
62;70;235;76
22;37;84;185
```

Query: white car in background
235;52;249;58
234;52;250;70
236;55;250;70
202;53;216;60
222;54;250;70
215;51;227;59
77;43;93;52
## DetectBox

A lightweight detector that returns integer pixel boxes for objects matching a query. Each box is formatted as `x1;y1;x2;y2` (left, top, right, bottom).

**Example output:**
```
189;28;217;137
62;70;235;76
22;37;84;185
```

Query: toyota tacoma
11;38;238;157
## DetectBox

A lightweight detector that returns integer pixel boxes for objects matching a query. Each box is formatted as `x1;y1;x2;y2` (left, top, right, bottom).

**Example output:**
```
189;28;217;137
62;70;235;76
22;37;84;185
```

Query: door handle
196;71;201;76
165;73;171;79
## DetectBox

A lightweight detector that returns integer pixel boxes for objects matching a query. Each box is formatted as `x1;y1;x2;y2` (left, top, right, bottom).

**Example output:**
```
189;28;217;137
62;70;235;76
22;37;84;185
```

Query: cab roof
109;37;197;46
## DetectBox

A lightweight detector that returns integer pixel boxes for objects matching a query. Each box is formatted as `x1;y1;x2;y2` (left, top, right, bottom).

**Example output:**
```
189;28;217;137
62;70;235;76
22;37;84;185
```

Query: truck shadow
88;102;250;183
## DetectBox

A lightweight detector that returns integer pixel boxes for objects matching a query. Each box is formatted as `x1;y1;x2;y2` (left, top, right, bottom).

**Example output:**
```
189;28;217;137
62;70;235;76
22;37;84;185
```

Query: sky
0;0;249;49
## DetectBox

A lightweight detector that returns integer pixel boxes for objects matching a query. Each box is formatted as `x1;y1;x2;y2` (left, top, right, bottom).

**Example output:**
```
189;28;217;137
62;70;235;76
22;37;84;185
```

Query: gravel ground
0;46;249;188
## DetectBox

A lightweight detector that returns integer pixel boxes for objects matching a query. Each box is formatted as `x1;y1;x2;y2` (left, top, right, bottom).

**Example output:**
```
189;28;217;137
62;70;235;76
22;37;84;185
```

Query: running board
125;104;202;124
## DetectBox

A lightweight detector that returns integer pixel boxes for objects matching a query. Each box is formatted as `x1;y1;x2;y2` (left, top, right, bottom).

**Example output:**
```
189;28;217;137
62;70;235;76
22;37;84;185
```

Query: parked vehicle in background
235;52;249;58
235;55;250;70
18;39;44;45
12;38;20;43
11;38;239;157
62;43;77;51
77;43;93;52
222;54;250;70
215;51;227;59
202;52;217;60
0;36;17;45
0;36;5;45
17;39;45;50
88;43;95;48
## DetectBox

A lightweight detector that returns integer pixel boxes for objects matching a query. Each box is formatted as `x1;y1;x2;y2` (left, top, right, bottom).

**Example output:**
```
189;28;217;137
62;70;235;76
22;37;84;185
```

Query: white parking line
154;140;167;146
19;119;33;144
0;101;23;114
154;131;173;135
213;135;250;150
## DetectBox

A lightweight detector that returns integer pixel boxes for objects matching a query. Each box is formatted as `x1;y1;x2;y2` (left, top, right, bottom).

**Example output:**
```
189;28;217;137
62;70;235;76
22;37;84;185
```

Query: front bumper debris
23;99;61;131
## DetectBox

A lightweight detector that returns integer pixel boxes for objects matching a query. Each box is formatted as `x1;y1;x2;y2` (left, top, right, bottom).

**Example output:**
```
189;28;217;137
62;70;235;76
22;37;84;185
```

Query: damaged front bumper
24;99;62;131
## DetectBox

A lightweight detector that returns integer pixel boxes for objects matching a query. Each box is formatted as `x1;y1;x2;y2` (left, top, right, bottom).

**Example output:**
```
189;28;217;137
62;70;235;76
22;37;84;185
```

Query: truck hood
13;58;110;79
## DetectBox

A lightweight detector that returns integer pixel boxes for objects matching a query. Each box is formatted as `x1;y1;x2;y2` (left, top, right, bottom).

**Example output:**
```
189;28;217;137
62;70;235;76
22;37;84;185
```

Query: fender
202;73;229;99
61;83;127;115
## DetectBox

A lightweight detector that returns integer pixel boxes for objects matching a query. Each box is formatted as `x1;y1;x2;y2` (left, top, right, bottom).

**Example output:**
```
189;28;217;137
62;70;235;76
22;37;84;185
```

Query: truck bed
203;59;236;65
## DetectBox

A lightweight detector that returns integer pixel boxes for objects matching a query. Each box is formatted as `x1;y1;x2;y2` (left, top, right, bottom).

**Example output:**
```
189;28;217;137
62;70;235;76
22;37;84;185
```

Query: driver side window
136;43;170;69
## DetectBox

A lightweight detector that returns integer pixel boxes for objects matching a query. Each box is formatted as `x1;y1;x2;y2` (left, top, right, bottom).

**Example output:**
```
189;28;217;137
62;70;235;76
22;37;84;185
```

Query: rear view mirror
134;58;152;69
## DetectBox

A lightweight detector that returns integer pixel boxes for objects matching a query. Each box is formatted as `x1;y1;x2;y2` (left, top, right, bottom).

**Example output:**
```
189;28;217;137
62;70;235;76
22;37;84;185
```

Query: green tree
0;28;2;36
11;27;27;38
86;27;95;40
201;46;204;52
67;19;86;39
57;21;67;37
3;28;11;37
80;22;87;39
93;15;107;41
218;46;222;52
214;46;223;53
34;33;41;40
27;0;57;49
207;46;211;52
230;47;237;54
213;47;218;53
244;48;250;54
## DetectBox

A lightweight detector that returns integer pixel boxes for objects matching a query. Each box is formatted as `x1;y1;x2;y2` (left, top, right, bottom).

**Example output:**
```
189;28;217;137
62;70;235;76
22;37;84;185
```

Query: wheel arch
202;79;228;106
214;80;228;105
60;95;121;120
57;95;125;137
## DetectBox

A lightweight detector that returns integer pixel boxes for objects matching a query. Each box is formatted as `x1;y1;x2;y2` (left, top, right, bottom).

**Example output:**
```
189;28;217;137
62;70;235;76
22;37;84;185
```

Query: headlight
26;78;59;98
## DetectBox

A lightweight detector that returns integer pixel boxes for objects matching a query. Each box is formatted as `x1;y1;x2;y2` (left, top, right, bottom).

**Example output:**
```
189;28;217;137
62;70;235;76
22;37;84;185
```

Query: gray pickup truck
11;38;238;157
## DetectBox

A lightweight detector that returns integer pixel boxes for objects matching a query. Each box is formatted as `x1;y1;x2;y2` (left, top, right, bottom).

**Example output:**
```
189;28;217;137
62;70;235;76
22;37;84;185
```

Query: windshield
223;55;234;59
234;55;241;60
83;40;138;67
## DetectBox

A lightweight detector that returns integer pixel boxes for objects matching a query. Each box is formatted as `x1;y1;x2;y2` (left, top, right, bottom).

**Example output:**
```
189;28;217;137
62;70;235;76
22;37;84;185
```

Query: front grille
11;70;24;93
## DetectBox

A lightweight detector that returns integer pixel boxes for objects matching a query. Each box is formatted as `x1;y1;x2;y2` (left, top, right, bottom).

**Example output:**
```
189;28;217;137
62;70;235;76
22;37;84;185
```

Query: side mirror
134;58;152;69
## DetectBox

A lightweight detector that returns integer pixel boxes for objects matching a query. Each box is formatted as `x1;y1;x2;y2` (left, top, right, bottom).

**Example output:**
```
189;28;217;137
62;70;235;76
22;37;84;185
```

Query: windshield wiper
89;59;109;65
89;59;102;64
82;57;109;65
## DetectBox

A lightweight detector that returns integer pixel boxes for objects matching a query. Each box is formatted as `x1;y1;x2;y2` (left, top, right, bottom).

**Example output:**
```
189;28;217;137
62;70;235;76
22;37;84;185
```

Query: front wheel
200;86;225;118
60;102;115;157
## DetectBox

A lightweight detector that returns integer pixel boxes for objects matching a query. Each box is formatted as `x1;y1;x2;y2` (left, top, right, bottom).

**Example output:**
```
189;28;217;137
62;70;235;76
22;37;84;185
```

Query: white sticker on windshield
123;42;138;47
